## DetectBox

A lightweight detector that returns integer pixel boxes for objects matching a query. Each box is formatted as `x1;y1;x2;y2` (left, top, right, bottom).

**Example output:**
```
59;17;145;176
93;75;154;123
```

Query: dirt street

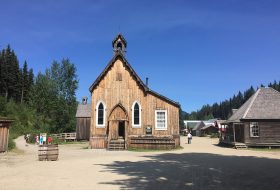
0;136;279;190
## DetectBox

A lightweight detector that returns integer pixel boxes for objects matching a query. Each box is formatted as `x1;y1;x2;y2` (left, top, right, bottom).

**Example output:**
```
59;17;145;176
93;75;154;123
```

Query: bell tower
112;33;127;56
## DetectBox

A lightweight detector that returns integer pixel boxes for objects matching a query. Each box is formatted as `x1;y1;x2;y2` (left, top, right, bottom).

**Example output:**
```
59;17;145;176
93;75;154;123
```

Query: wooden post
233;123;236;143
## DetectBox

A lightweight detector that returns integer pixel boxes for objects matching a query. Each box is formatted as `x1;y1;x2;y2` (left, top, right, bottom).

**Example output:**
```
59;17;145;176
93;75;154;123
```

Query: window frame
155;110;168;131
96;101;106;128
132;101;141;128
250;122;259;137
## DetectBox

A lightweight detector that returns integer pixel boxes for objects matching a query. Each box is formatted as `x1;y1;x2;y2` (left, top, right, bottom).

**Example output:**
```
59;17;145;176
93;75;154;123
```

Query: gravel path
0;136;279;190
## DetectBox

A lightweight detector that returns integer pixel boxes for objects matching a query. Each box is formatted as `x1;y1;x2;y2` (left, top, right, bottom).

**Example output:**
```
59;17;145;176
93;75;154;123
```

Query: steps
234;143;248;149
108;139;125;151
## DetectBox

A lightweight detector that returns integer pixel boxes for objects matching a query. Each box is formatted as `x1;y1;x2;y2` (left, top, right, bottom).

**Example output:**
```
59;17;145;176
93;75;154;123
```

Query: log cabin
222;87;280;148
89;34;180;150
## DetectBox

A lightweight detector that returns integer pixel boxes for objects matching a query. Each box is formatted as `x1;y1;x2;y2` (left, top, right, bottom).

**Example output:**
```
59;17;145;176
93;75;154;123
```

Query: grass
57;140;88;145
128;146;184;152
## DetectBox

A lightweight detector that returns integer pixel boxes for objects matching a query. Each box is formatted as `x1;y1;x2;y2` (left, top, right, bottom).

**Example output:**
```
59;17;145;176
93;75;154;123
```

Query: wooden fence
51;133;76;141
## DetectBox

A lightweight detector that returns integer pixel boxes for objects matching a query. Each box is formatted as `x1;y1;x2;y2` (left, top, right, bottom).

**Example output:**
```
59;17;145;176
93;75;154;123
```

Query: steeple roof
112;33;127;48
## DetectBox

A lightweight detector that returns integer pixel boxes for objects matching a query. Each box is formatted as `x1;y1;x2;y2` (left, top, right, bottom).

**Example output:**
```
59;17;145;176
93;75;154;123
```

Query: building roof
89;52;180;107
76;104;92;118
201;123;217;130
228;87;280;122
0;117;14;123
193;121;205;131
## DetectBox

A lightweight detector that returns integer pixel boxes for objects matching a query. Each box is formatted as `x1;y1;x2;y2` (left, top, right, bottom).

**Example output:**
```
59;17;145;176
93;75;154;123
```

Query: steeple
112;33;127;56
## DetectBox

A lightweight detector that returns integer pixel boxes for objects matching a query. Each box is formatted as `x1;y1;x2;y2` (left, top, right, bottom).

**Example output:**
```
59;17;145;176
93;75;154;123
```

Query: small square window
250;122;259;137
155;110;167;130
116;73;122;81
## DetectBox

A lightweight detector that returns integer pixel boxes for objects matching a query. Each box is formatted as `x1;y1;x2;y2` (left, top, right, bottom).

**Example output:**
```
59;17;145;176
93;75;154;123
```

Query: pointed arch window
96;101;106;128
132;101;141;128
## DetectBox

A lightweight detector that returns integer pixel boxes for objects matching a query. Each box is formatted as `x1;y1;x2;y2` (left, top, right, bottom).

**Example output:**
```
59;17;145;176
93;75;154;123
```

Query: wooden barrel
47;144;59;161
38;145;48;161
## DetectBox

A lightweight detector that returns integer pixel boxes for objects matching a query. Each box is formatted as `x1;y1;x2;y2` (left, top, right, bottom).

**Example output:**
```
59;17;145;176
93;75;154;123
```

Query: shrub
8;135;16;150
210;133;219;138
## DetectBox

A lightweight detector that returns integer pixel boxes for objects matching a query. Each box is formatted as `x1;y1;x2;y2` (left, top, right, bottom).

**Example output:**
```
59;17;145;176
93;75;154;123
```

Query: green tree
179;107;186;130
31;59;78;133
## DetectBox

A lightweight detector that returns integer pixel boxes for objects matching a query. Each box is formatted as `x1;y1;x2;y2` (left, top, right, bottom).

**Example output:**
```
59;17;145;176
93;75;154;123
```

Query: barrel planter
47;144;59;161
38;144;59;161
38;145;48;161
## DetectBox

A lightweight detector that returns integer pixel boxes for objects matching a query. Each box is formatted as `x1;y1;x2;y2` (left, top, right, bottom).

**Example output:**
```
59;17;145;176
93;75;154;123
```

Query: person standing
35;135;39;145
187;132;192;144
39;134;43;145
48;136;53;144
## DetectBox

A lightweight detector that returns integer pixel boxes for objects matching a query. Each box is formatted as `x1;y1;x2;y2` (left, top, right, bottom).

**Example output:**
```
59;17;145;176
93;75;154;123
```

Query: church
89;34;180;150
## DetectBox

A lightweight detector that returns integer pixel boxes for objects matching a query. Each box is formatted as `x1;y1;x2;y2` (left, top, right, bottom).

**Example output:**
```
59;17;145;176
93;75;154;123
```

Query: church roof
228;87;280;122
89;52;180;107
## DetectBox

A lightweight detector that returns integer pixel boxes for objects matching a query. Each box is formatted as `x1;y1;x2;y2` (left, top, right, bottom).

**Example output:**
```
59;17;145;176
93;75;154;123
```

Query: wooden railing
51;133;76;141
129;137;176;149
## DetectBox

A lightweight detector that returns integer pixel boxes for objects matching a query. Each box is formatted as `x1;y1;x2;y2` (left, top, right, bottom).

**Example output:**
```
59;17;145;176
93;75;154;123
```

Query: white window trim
132;101;141;128
155;110;168;131
96;101;106;128
250;122;259;137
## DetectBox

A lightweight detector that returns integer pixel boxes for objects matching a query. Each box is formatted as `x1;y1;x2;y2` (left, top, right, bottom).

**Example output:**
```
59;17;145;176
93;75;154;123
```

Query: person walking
187;132;192;144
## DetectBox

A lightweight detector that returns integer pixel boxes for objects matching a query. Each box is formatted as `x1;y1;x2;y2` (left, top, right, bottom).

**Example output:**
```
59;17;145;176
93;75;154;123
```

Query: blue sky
1;0;280;112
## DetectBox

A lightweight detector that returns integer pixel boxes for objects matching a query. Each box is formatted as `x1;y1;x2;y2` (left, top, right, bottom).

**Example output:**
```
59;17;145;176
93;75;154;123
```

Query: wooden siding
0;121;12;152
90;59;179;148
244;121;280;144
76;118;91;140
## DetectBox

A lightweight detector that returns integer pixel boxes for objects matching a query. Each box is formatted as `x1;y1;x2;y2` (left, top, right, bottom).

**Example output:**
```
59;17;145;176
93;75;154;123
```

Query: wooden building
222;87;280;148
192;121;204;136
89;34;180;150
200;124;218;136
0;118;13;152
76;97;91;140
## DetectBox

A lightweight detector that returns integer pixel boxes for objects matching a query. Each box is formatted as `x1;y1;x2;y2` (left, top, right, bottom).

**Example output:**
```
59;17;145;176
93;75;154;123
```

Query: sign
146;126;152;135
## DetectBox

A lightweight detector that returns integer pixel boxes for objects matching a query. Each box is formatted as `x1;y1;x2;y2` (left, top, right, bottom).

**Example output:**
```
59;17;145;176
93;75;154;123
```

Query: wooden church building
89;34;180;150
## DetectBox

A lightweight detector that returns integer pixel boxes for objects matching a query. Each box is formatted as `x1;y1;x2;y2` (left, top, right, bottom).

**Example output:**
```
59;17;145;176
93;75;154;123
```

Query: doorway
118;121;125;139
235;124;244;143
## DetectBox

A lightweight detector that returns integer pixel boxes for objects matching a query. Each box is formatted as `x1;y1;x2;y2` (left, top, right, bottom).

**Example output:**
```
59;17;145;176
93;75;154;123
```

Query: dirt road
0;136;279;190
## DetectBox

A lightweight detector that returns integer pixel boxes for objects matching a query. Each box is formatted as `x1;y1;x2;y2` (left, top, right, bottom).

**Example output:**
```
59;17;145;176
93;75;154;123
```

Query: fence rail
51;133;76;141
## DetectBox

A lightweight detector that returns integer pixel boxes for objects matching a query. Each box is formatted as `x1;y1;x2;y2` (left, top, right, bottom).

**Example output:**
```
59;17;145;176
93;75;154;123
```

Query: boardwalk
0;136;279;190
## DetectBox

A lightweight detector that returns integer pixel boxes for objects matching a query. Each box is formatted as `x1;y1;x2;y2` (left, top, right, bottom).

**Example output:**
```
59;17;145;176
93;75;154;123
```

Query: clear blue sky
1;0;280;112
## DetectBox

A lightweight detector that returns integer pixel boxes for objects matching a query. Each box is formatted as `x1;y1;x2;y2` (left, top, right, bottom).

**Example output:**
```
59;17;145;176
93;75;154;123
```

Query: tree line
0;45;34;103
185;82;280;120
0;45;78;139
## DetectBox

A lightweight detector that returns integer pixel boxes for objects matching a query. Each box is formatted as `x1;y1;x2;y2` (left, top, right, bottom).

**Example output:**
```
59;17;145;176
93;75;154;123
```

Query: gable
89;53;148;93
89;53;180;108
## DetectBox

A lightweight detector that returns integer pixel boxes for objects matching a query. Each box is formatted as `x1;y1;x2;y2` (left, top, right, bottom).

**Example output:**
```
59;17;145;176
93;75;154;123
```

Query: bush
210;133;219;138
8;135;16;150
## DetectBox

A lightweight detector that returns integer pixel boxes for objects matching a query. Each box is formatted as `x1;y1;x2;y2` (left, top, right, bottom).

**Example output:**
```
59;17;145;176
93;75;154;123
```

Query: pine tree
20;61;29;103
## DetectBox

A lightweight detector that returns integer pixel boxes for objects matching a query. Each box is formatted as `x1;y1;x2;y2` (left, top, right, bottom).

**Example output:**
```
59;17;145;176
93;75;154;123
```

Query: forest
184;82;280;120
0;45;78;149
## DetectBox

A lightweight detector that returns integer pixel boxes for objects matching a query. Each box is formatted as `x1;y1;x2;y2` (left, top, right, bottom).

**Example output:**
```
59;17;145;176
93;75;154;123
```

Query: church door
108;105;128;141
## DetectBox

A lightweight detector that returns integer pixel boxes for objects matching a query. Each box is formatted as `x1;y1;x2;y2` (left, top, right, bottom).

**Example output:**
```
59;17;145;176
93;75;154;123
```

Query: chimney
232;109;238;115
82;97;88;105
146;77;149;87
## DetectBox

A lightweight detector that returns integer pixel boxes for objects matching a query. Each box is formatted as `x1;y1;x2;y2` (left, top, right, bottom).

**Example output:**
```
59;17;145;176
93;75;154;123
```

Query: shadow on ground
98;153;280;190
